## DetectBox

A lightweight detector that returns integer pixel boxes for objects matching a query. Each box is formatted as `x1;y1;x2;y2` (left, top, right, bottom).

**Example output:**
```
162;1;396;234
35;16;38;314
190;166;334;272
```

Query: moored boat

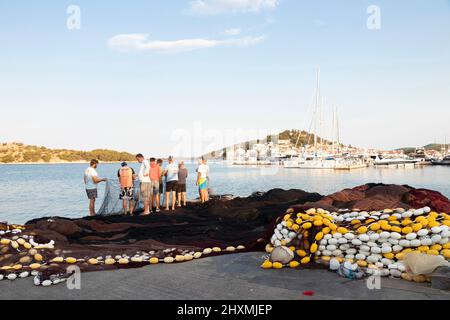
374;156;419;167
333;155;368;170
432;156;450;166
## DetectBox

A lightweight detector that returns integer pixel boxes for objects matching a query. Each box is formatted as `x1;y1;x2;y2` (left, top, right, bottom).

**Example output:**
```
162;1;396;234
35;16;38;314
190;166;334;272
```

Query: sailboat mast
331;105;336;155
320;97;324;148
314;68;320;157
336;106;341;153
446;136;448;155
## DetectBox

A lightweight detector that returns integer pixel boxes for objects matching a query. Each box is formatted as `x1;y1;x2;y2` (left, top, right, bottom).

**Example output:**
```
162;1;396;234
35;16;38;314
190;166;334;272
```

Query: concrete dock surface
0;253;449;300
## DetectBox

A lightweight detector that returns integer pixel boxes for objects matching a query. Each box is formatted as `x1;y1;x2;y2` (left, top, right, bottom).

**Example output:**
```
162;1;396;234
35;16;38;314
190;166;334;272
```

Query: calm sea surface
0;163;449;225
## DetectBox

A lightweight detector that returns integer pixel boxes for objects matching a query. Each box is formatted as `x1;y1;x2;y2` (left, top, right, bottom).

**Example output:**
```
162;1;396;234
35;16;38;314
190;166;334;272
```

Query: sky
1;0;449;157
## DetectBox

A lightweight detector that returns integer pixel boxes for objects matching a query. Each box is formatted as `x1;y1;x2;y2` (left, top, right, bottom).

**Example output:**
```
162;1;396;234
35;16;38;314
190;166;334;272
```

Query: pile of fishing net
296;183;450;213
0;188;320;286
263;184;450;286
1;183;449;288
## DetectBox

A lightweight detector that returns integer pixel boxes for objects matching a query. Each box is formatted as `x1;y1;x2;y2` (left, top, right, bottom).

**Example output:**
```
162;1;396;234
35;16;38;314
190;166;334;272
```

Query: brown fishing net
293;183;450;213
1;184;449;284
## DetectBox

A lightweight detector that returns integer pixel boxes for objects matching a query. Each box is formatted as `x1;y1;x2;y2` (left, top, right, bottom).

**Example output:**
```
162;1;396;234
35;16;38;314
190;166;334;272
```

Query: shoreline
0;161;137;166
0;158;201;166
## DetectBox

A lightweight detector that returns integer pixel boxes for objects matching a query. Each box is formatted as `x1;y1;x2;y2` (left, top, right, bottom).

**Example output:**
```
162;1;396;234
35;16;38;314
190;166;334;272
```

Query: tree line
0;144;135;163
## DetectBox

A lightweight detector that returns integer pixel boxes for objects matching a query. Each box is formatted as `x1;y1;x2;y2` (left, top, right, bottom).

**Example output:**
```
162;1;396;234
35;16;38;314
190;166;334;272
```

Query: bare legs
143;200;150;215
129;200;134;215
200;189;205;203
122;199;134;216
122;199;127;215
89;198;96;216
165;191;176;211
177;192;187;207
165;192;169;210
160;192;165;209
155;193;160;211
171;191;176;210
200;189;209;203
151;193;155;212
151;192;160;212
177;192;181;207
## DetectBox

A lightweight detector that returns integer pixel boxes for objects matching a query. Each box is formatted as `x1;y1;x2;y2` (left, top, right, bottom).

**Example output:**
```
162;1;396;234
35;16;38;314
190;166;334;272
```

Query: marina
1;0;449;304
220;71;450;171
1;162;450;225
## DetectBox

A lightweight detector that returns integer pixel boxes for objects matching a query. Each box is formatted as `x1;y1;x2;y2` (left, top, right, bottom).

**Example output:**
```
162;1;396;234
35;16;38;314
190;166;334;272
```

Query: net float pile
0;223;246;287
262;207;450;281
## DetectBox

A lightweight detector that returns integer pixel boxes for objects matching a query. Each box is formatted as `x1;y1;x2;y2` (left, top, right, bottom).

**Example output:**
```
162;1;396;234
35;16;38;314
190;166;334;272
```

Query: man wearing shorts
197;157;210;203
136;154;151;215
84;159;107;216
149;158;161;213
117;162;136;216
177;161;188;207
163;156;179;211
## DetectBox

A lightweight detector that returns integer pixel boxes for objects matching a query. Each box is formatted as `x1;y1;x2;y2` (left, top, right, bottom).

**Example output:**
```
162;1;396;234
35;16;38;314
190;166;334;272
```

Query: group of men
83;155;210;216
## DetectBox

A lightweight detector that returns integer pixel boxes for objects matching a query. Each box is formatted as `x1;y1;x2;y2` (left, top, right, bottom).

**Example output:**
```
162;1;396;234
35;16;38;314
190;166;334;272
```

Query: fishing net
1;184;449;285
97;180;166;216
98;180;141;216
0;188;321;283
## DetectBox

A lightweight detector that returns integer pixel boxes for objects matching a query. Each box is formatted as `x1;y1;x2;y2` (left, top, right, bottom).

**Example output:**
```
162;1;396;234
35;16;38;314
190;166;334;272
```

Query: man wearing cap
163;156;179;211
117;162;136;216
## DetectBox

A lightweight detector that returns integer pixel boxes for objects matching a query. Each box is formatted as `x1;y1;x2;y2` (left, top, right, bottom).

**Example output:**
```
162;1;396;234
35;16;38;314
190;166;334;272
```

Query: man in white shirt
197;157;210;203
163;156;179;211
84;159;107;216
136;153;151;215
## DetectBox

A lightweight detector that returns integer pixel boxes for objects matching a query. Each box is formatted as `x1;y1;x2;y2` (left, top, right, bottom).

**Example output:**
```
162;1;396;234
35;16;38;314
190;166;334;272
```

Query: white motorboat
284;155;337;169
334;157;368;170
374;156;419;166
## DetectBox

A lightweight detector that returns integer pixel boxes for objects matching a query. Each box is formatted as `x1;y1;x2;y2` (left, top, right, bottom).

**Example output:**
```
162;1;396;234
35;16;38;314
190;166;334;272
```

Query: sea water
0;163;449;224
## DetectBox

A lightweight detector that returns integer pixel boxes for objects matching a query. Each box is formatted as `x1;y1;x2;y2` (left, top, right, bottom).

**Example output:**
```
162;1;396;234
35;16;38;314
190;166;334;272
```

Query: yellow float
263;206;450;282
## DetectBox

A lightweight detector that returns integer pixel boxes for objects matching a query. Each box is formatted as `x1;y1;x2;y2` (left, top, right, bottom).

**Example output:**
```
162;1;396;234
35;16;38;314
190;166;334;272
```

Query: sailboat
432;156;450;166
284;69;339;169
432;137;450;166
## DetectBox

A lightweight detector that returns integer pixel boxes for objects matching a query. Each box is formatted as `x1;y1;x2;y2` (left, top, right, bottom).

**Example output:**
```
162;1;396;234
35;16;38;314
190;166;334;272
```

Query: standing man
197;157;210;203
117;162;136;216
136;154;151;215
163;156;179;211
177;161;188;207
84;159;107;216
149;158;161;213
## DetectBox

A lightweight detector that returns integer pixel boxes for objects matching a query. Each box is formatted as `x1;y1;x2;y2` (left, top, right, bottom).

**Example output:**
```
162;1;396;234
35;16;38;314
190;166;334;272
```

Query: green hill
423;144;446;151
397;143;446;154
0;143;135;164
276;129;333;146
203;129;339;159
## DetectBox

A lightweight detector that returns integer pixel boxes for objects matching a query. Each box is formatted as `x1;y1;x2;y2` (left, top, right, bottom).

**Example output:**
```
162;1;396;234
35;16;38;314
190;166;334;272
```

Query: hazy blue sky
1;0;449;157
